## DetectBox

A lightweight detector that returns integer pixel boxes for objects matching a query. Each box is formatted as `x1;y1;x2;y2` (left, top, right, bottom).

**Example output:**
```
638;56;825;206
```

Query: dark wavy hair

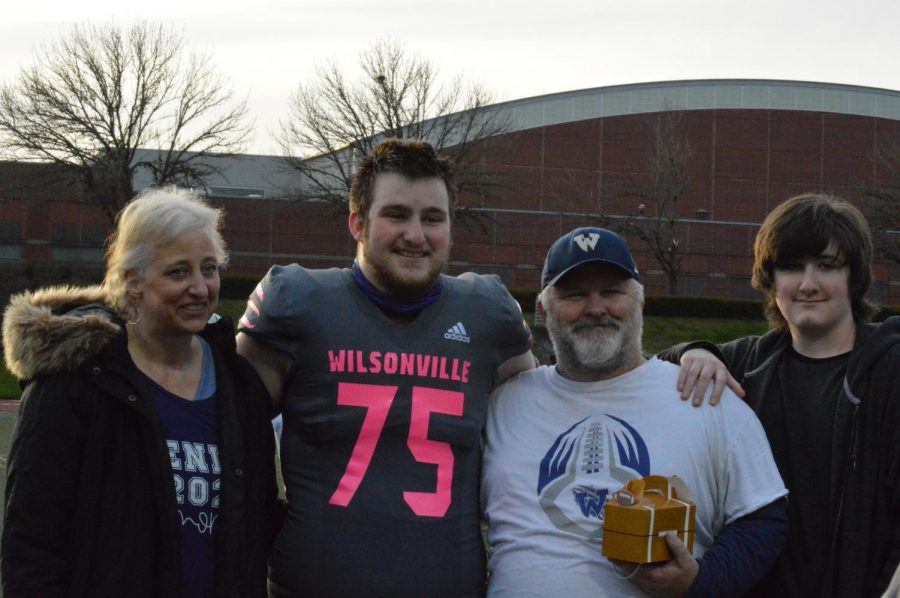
349;138;455;220
752;193;875;330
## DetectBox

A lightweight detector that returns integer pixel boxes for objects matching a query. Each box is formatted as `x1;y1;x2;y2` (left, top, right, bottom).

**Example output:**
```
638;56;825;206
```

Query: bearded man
481;226;787;597
236;138;534;597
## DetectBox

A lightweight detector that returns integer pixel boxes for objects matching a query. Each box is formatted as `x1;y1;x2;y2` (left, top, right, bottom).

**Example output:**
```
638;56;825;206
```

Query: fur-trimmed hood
3;285;122;381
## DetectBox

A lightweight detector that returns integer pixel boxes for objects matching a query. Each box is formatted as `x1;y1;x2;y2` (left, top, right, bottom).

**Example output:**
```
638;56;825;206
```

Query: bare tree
277;39;512;217
0;21;252;222
609;111;693;295
864;136;900;266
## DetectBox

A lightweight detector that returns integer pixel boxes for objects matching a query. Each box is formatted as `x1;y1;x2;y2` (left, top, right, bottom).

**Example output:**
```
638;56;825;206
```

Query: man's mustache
571;318;620;332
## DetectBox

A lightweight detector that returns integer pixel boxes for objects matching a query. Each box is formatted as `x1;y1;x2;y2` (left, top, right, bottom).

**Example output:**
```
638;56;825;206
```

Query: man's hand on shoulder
677;348;745;407
621;532;699;597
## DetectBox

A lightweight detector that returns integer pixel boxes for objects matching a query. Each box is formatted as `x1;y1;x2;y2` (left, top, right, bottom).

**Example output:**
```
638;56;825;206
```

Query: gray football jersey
240;265;531;597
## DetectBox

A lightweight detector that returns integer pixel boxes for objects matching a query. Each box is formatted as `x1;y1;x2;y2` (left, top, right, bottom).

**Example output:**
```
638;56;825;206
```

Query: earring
126;295;142;326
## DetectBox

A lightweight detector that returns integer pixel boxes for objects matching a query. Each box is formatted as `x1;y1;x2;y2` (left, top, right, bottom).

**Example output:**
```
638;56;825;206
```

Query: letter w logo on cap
573;232;601;252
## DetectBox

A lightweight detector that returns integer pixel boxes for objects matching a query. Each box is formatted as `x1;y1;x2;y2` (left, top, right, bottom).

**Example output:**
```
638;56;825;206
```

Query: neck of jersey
351;260;443;318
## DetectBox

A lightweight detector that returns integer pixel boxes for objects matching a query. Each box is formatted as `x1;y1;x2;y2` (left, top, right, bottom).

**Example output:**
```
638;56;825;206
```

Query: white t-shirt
481;358;787;597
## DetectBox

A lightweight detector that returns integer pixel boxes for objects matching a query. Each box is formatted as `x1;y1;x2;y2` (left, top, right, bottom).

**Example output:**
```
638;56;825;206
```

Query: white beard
546;310;643;377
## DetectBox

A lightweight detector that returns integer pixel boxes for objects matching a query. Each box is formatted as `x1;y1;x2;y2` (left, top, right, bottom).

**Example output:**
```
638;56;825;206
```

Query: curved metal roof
496;79;900;132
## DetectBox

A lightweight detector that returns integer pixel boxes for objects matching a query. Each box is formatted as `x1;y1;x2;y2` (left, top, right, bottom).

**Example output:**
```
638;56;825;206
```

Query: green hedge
644;296;765;319
509;288;540;314
875;304;900;321
219;274;261;300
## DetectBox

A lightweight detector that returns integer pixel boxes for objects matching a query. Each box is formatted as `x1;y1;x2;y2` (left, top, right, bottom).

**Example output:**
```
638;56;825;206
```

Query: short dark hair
752;193;875;330
349;138;455;220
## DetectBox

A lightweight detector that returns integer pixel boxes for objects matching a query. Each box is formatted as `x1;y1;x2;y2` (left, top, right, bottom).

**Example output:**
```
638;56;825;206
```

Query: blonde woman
1;188;278;597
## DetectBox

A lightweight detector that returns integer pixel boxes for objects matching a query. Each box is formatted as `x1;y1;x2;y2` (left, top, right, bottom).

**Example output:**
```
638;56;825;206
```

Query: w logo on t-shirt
537;414;650;538
573;233;601;252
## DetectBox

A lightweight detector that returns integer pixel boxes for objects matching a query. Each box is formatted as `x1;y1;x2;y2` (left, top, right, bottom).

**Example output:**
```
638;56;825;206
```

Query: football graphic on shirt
537;414;650;539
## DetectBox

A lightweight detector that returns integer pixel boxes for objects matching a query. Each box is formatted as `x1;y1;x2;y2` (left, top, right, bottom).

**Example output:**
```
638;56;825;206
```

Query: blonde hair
103;187;228;320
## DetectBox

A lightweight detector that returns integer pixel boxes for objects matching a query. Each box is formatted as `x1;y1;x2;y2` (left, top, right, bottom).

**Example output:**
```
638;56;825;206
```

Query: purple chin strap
351;260;443;317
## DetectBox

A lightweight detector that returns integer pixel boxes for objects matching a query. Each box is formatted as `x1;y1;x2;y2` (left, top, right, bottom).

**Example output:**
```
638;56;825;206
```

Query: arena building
1;79;899;304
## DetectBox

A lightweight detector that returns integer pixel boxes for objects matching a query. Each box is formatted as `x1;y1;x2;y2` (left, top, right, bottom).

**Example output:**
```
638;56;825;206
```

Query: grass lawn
218;298;248;323
0;412;19;541
0;412;16;458
642;316;768;354
0;370;20;401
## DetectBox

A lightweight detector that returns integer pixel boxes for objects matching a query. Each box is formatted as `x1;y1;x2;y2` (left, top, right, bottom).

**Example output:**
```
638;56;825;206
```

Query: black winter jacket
1;286;279;598
659;316;900;597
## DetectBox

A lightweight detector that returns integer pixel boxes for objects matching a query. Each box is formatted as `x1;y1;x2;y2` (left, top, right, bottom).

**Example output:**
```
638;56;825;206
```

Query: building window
0;244;21;261
0;221;22;242
52;246;104;263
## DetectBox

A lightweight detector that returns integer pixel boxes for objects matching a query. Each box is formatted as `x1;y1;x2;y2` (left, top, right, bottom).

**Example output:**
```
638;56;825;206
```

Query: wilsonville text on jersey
328;349;472;383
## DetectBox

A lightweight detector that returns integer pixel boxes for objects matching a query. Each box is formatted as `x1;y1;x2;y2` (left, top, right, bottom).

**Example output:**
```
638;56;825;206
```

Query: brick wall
1;107;898;305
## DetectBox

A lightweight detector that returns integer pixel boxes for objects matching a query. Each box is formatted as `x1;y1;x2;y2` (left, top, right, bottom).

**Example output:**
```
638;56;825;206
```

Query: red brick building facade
2;80;899;304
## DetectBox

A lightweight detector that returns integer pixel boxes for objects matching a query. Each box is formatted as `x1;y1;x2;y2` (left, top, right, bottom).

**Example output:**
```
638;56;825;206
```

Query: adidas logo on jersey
444;322;471;343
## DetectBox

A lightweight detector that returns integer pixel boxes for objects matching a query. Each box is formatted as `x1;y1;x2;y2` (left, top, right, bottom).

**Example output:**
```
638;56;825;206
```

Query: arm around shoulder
657;340;743;406
494;350;536;388
235;332;291;416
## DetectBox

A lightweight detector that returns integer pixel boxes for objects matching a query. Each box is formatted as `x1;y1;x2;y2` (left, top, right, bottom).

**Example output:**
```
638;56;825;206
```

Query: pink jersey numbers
404;387;464;517
328;382;464;518
328;383;396;508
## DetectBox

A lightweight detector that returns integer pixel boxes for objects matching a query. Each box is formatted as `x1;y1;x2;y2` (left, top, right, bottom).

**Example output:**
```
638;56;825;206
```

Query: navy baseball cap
541;227;640;289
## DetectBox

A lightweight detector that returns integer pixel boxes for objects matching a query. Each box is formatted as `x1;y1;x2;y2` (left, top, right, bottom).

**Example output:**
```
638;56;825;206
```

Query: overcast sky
1;0;896;155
